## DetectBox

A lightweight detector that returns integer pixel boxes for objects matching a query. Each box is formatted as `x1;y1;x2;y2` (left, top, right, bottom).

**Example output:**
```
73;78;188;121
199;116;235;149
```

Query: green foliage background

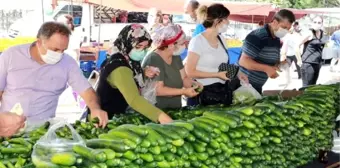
259;0;339;8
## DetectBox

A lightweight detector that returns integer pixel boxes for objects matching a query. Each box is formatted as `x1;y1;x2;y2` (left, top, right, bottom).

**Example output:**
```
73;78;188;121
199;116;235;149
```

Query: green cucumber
50;152;77;166
73;145;107;163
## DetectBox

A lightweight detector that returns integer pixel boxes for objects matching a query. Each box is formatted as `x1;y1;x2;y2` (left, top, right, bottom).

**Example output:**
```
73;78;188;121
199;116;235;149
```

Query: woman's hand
192;81;204;91
158;112;173;124
216;71;229;81
144;66;160;78
182;87;199;98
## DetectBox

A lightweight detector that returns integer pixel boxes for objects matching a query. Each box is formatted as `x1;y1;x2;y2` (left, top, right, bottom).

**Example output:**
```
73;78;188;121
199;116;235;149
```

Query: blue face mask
130;49;147;62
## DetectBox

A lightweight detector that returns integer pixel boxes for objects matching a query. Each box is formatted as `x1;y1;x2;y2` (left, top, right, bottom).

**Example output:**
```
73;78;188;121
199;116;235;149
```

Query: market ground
55;64;340;122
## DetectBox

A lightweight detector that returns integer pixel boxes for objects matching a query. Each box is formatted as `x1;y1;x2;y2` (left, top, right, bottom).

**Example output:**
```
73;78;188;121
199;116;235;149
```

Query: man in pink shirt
0;22;108;127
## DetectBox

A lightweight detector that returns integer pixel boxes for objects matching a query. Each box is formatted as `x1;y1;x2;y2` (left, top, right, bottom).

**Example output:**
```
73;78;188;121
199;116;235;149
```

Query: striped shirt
240;24;281;88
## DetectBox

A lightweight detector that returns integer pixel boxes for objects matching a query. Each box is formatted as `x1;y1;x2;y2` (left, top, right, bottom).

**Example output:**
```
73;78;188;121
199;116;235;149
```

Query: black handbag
217;35;239;79
197;36;241;106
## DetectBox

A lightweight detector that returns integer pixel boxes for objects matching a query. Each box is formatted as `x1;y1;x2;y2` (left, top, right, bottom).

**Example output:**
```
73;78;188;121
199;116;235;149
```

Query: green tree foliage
256;0;340;8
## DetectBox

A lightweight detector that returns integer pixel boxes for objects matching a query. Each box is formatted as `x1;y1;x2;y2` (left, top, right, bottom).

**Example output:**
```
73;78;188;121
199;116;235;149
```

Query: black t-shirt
302;30;328;64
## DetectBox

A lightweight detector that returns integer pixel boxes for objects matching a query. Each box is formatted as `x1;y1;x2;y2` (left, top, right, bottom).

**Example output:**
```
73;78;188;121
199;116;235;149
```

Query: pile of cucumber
0;84;338;168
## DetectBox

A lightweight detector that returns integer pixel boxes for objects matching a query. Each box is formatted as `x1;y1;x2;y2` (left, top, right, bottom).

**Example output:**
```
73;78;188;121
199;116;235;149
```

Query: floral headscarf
112;24;152;84
114;24;152;56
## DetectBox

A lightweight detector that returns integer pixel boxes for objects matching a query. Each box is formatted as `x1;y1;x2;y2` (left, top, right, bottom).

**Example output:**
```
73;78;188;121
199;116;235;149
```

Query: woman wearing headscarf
299;16;328;87
96;24;172;124
142;25;202;109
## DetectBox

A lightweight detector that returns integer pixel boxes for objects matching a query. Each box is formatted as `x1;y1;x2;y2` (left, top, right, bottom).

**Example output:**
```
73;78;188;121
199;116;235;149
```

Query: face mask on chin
38;43;63;64
274;27;289;38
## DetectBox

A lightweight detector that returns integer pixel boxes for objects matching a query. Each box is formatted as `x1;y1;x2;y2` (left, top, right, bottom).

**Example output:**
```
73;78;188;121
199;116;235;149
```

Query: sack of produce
31;121;85;167
233;81;262;104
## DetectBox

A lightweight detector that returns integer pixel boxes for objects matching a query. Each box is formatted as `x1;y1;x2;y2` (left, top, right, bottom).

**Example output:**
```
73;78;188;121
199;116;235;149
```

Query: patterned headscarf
114;24;152;56
113;24;152;77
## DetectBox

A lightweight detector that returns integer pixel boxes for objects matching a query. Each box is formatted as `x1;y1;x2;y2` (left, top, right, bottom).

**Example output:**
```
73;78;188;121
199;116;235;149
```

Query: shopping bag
32;121;85;167
277;62;291;87
233;81;262;105
141;78;157;105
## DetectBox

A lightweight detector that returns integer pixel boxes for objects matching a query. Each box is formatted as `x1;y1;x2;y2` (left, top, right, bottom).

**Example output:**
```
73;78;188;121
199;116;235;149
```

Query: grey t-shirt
142;52;184;109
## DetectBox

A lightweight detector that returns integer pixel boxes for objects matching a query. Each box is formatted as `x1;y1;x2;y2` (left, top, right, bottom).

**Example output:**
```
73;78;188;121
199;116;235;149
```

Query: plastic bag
141;78;157;105
277;62;291;87
32;121;85;167
233;82;262;105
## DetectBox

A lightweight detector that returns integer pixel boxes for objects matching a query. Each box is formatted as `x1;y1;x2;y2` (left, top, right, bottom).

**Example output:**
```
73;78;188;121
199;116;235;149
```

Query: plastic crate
80;61;95;78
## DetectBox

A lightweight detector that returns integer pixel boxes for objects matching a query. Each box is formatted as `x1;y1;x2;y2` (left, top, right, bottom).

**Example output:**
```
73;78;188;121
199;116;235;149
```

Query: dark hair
189;0;200;10
37;22;71;39
293;22;299;26
202;4;230;28
273;9;296;24
258;21;264;26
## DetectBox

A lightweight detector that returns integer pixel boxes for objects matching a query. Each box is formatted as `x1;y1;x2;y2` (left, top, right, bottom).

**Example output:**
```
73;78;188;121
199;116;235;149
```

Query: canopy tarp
57;0;327;23
84;0;274;16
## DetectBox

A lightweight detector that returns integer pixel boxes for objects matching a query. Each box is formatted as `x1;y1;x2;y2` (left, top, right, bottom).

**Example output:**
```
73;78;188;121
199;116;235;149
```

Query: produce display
0;84;338;168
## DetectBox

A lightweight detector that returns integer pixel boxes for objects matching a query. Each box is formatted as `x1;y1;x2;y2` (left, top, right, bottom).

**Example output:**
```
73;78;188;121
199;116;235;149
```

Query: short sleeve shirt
142;52;183;109
188;34;229;86
240;24;281;87
0;43;91;121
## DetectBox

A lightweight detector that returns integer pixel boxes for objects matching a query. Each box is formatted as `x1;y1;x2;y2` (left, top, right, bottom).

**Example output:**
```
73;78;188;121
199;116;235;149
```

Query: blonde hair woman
147;8;163;33
192;5;208;37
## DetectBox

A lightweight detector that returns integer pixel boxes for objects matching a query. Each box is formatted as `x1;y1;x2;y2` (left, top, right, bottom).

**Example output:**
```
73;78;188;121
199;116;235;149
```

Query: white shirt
282;32;303;56
188;34;229;86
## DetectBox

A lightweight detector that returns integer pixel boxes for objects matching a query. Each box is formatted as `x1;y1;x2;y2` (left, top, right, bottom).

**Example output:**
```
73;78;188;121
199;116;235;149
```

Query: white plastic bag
141;78;157;105
277;62;291;87
233;81;262;104
32;121;85;167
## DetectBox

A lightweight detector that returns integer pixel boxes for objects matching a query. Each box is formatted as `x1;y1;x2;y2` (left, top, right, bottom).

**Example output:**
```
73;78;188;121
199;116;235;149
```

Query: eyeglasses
314;21;322;24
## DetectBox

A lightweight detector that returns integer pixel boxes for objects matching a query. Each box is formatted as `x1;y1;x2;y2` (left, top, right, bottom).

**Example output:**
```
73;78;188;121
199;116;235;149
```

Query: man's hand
297;60;302;66
0;112;26;137
144;66;160;78
238;71;249;84
90;109;108;128
158;112;173;124
265;66;280;79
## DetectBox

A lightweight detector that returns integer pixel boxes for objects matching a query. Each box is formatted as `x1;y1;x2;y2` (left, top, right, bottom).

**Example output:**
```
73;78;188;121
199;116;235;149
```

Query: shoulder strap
217;35;230;64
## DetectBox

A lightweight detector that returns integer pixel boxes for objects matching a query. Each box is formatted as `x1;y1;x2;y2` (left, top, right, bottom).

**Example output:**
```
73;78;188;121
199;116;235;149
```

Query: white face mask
312;23;322;30
218;24;229;33
39;44;63;64
274;27;289;38
173;45;186;56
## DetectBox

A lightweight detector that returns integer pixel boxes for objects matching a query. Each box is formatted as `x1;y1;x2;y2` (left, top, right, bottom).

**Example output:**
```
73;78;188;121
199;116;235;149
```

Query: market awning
233;8;328;24
84;0;274;16
56;0;327;23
